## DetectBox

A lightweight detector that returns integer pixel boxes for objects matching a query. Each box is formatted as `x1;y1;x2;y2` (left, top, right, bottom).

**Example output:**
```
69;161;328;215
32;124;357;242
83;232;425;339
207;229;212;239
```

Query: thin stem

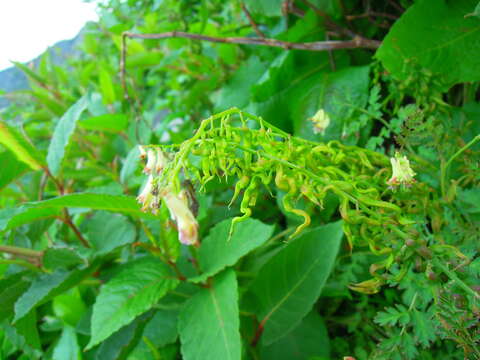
241;3;266;38
61;211;91;248
441;134;480;197
0;245;43;258
433;258;480;300
0;259;43;272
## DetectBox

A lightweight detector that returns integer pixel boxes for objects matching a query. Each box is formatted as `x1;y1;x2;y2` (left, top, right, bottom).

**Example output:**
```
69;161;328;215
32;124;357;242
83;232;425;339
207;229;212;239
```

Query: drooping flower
309;109;331;135
162;188;199;246
387;152;416;188
136;147;199;246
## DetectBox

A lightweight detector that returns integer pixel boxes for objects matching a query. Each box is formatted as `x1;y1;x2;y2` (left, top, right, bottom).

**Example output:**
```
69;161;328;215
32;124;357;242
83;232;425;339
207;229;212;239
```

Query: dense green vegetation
0;0;479;359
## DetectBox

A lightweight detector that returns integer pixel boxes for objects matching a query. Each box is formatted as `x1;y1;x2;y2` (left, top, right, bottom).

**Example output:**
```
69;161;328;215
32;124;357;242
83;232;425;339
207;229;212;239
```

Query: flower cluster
137;146;199;246
387;152;416;188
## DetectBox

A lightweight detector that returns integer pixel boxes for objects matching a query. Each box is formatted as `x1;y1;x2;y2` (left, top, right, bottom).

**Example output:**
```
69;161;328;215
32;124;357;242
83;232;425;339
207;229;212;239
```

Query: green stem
0;245;43;258
441;134;480;197
433;258;480;299
0;259;42;272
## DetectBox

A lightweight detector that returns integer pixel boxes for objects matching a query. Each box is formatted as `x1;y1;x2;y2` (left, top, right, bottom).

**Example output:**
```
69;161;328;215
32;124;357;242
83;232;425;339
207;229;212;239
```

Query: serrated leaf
47;95;88;176
0;122;44;170
249;221;343;345
0;151;29;190
86;211;136;256
179;269;241;360
412;309;436;347
52;325;81;360
87;256;179;349
190;218;274;283
260;310;330;360
14;267;93;323
376;0;480;89
43;248;85;270
374;305;410;327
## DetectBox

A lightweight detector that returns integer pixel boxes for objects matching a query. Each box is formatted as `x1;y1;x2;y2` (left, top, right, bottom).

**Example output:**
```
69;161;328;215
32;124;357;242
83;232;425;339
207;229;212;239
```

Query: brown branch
0;245;43;259
123;31;380;51
61;210;91;248
346;11;399;21
241;3;266;38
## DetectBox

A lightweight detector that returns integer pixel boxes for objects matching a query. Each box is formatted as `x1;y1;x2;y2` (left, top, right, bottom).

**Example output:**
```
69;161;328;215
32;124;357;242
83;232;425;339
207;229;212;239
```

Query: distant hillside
0;26;87;109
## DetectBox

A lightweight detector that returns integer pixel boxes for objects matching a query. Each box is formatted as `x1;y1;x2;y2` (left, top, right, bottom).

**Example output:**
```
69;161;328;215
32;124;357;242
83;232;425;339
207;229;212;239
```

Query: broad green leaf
0;206;61;231
47;95;88;176
179;269;241;360
96;315;151;360
99;68;117;105
0;151;28;190
0;193;156;232
249;221;343;344
376;0;480;89
243;0;283;17
292;66;370;143
80;114;128;133
190;218;274;283
126;52;163;68
87;256;179;349
52;288;87;326
52;325;81;360
215;56;267;111
0;122;44;170
14;310;41;351
260;310;330;360
0;272;31;321
43;248;86;270
14;267;93;322
412;309;436;347
86;211;136;256
120;146;140;185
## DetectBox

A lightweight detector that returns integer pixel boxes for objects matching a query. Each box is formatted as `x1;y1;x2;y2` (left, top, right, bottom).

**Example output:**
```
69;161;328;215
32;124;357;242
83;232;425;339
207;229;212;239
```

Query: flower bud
138;145;147;160
144;149;157;174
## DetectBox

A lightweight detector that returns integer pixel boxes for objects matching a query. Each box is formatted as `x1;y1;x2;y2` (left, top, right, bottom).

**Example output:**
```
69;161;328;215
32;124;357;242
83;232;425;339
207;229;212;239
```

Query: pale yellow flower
309;109;330;135
387;152;416;188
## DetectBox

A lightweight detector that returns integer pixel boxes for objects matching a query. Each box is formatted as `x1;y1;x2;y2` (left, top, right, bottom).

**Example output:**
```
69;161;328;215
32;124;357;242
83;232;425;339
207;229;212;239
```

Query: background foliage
0;0;479;359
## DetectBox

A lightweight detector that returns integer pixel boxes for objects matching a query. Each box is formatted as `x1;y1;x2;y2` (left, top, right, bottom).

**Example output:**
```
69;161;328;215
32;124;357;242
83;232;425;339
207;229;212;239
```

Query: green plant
1;0;480;359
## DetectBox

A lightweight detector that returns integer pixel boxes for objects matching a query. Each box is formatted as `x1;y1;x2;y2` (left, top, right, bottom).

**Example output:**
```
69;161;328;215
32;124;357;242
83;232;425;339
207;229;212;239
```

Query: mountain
0;26;87;109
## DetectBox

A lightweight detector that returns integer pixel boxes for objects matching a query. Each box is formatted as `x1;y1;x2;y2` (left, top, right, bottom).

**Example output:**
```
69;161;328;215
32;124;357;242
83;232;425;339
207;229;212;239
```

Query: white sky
0;0;98;71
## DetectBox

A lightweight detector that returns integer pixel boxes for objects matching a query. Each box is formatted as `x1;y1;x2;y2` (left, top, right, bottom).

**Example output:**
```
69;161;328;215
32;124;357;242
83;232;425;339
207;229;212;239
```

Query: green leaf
0;151;29;190
412;309;436;347
190;218;274;283
87;256;179;349
0;193;156;232
12;61;47;86
120;146;140;184
374;305;410;327
215;56;267;111
243;0;283;17
47;95;88;176
260;310;330;360
52;325;81;360
14;309;41;351
14;268;93;323
376;0;480;89
99;68;117;105
179;269;241;360
0;122;44;170
43;248;86;270
0;272;31;322
95;315;150;360
292;66;370;143
249;221;343;345
80;114;128;133
85;211;136;256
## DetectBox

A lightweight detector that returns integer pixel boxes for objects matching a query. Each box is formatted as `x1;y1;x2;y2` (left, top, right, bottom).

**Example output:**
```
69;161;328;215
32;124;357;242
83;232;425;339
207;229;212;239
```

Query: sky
0;0;99;71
